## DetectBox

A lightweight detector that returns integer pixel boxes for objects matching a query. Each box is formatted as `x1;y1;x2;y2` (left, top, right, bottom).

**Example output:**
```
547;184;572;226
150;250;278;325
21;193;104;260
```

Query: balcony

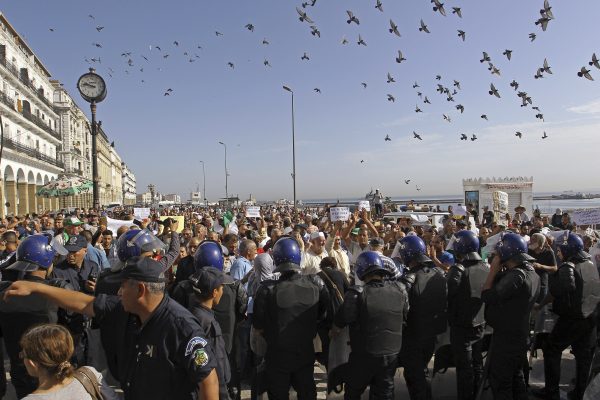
2;136;64;169
0;56;55;111
0;88;61;141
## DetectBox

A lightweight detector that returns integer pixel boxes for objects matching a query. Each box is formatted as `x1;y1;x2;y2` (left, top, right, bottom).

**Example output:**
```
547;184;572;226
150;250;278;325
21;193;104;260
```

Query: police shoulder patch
184;336;207;356
193;348;209;367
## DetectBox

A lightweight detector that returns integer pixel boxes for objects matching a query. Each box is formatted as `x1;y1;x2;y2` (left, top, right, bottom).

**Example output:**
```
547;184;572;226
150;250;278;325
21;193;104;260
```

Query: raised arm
4;281;95;317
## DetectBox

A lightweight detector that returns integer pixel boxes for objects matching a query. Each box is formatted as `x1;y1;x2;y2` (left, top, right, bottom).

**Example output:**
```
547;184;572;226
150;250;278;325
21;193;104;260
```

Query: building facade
463;176;534;221
0;14;63;216
163;194;181;203
122;162;136;205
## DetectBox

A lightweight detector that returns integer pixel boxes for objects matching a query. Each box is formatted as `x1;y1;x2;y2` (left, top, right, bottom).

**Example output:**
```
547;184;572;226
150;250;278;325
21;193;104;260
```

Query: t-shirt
301;249;328;275
22;367;119;400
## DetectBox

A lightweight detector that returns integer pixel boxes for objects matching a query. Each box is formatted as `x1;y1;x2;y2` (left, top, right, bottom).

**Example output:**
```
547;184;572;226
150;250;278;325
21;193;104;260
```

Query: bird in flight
362;82;368;89
346;10;360;25
227;62;234;69
481;114;488;120
423;96;431;104
405;179;411;184
385;134;391;142
88;14;95;20
480;52;491;63
314;88;321;93
215;31;223;36
413;82;420;89
357;35;367;46
456;104;464;113
96;26;104;32
529;33;537;42
415;105;423;113
460;134;467;141
386;72;395;83
510;80;519;90
416;186;421;191
578;67;594;81
376;0;384;12
262;38;269;45
542;131;548;139
263;59;271;67
310;26;321;37
453;80;461;90
93;42;102;48
296;7;314;23
471;134;477;141
452;7;462;18
413;131;422;140
515;131;523;138
489;83;501;98
389;20;401;37
245;24;254;32
419;20;430;33
589;53;600;69
503;49;513;60
387;94;395;102
457;30;466;41
395;50;406;63
301;52;309;61
432;0;446;16
443;114;451;122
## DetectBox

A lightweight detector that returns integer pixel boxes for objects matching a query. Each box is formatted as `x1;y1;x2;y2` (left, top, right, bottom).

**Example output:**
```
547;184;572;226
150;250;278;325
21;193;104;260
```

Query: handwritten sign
358;201;371;212
493;191;508;214
454;205;468;216
245;206;261;218
133;207;151;220
330;207;350;222
572;208;600;226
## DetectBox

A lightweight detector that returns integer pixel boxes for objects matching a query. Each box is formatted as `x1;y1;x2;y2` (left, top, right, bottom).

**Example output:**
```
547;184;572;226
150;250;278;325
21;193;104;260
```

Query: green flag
223;211;234;227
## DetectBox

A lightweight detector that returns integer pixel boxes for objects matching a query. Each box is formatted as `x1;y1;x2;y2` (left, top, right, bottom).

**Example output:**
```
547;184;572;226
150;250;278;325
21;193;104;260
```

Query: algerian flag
223;211;234;228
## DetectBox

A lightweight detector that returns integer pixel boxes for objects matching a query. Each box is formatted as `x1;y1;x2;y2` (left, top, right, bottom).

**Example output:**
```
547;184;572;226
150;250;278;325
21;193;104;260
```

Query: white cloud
567;99;600;114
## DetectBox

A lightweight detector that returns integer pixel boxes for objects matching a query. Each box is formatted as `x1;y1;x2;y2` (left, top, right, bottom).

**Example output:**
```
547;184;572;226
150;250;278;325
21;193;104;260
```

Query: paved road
2;349;576;399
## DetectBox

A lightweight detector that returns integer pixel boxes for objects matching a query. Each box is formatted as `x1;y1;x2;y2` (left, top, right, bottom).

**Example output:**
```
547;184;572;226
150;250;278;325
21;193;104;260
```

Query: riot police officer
0;234;72;398
481;232;540;400
252;236;329;399
533;232;600;400
397;235;448;400
447;230;489;400
333;251;409;399
172;240;247;400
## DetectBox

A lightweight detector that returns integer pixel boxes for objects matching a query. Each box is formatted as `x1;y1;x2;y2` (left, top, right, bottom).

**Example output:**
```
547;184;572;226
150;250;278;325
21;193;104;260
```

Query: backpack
73;366;104;400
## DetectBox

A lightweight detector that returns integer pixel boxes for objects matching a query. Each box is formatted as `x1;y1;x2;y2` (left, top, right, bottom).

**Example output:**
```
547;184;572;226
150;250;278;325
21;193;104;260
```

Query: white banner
454;205;468;216
330;207;350;222
133;207;151;219
106;217;132;236
358;201;371;212
245;206;261;218
572;208;600;226
493;191;509;214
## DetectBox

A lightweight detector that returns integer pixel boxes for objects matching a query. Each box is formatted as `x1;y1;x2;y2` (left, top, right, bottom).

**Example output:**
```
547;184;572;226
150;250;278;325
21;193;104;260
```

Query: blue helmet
397;235;427;265
8;235;56;272
438;251;455;266
272;236;301;273
116;229;165;263
355;251;387;280
555;232;584;261
194;240;224;271
496;232;528;262
453;230;479;254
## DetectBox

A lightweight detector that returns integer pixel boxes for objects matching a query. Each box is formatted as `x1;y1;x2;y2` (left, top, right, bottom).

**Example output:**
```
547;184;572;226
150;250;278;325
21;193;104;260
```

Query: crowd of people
0;201;598;400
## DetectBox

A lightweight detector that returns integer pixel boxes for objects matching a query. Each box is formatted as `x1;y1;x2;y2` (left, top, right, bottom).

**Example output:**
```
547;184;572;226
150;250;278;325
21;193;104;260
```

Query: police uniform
447;257;489;400
252;271;329;399
400;257;448;400
542;254;600;400
334;279;409;399
190;302;231;399
93;293;216;399
482;261;540;400
0;275;70;398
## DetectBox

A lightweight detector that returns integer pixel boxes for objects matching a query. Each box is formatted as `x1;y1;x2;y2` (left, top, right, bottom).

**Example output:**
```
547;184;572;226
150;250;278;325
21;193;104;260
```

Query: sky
2;0;600;201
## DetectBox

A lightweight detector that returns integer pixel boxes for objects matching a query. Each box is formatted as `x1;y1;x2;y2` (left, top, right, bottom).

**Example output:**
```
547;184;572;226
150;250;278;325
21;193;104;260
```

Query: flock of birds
43;1;598;192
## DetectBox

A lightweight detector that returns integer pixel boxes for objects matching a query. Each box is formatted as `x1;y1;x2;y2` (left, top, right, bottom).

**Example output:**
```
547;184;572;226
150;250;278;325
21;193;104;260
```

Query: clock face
77;73;106;102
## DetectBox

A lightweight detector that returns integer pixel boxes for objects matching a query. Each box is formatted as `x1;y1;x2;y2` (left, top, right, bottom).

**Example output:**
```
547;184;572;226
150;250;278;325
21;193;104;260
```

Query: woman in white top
20;324;118;400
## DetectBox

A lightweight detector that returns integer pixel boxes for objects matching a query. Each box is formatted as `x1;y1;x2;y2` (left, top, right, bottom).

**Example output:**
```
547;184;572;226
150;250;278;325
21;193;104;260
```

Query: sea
303;192;600;214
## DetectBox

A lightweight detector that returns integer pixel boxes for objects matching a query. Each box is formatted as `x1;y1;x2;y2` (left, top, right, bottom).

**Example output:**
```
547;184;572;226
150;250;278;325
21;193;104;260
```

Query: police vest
551;260;600;319
350;281;407;356
485;264;539;336
404;263;448;337
265;275;320;351
448;261;488;328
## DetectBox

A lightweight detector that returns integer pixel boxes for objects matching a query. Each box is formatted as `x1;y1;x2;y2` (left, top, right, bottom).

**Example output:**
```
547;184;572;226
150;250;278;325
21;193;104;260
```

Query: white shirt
301;249;328;275
347;240;369;265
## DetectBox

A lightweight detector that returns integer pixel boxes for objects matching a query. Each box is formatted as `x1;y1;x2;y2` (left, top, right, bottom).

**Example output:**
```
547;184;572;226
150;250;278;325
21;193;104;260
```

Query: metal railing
1;136;64;169
0;56;55;110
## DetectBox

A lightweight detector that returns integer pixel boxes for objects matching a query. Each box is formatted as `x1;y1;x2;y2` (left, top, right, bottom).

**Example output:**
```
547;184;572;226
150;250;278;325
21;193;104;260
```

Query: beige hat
528;233;546;251
514;205;526;212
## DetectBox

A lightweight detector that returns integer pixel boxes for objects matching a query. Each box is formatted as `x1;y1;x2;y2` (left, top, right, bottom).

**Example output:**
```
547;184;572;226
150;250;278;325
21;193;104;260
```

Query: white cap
309;231;325;241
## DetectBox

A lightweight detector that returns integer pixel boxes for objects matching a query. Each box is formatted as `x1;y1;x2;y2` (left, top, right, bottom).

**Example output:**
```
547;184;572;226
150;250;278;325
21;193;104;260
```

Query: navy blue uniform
189;303;231;399
93;294;216;400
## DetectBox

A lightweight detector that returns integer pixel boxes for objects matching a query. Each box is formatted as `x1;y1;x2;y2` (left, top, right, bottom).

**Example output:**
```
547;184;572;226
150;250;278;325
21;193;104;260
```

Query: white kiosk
462;177;534;220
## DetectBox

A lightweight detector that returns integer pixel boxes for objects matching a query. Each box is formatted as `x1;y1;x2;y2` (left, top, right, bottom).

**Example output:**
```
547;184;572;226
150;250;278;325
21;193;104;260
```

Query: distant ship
551;191;592;200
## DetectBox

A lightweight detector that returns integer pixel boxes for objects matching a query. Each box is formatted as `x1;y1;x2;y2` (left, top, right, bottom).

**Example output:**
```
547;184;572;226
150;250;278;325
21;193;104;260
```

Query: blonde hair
20;324;74;381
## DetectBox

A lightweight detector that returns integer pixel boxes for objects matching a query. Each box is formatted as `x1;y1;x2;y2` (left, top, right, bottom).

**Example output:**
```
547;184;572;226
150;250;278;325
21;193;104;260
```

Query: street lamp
199;160;206;207
282;85;296;208
218;141;228;208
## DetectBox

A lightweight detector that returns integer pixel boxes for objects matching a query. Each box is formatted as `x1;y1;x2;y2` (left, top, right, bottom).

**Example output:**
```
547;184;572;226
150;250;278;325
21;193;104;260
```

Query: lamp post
282;85;296;208
199;160;206;207
218;142;228;208
76;68;107;210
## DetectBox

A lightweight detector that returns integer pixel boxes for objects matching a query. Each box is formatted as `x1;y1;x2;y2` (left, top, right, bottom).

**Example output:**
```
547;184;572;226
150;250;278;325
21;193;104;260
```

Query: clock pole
90;100;99;210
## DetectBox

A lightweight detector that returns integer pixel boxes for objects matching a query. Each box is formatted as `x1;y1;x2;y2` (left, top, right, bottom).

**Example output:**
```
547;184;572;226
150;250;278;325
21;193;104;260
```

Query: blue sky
3;0;600;201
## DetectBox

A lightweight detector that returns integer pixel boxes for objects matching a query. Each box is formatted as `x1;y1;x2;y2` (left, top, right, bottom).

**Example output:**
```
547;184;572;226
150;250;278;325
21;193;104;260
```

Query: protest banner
106;217;132;236
133;207;151;219
245;206;261;218
358;201;371;212
330;207;350;222
571;208;600;226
